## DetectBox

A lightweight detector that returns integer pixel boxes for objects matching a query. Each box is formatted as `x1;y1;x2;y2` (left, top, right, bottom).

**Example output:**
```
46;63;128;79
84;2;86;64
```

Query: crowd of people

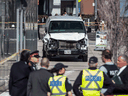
9;49;128;96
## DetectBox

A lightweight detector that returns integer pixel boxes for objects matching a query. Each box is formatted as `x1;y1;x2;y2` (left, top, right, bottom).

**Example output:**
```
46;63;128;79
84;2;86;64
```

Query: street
0;0;127;95
0;32;104;96
36;31;103;95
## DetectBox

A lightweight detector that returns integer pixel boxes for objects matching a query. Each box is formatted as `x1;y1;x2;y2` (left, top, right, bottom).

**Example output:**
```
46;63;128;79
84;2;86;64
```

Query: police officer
99;49;119;78
99;49;119;94
73;56;114;96
28;50;40;71
48;63;72;96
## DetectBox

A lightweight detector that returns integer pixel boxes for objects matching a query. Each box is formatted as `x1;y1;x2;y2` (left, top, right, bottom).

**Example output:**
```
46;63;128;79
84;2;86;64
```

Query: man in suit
27;57;53;96
9;50;32;96
113;55;128;94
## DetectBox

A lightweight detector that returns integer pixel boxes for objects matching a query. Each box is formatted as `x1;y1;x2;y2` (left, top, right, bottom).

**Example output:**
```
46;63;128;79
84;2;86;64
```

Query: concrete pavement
0;34;104;96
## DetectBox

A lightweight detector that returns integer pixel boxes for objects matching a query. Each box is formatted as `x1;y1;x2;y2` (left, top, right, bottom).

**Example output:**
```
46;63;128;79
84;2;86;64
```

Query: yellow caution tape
38;23;46;25
0;49;30;65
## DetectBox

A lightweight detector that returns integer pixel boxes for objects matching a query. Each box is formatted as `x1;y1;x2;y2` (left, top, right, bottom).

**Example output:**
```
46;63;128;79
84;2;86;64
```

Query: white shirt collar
117;65;127;76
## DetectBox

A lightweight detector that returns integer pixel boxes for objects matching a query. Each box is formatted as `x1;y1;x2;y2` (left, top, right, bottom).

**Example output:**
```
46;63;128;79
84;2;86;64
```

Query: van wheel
82;55;88;62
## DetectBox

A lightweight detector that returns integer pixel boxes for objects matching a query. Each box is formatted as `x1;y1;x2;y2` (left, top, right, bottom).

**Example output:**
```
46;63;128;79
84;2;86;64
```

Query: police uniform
99;62;119;78
29;50;40;71
29;61;38;71
48;63;72;96
73;57;115;96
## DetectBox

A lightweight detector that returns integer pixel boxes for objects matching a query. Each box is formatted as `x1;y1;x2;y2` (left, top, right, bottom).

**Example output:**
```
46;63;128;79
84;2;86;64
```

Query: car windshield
49;21;85;33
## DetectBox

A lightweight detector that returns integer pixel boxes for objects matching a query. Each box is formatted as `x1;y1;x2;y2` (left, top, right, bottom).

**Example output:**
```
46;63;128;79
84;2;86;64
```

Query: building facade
0;0;38;59
38;0;77;16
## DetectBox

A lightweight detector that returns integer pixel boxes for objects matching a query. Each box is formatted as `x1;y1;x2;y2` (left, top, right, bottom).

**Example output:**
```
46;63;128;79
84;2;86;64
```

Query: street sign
79;8;80;13
78;2;81;13
94;31;107;51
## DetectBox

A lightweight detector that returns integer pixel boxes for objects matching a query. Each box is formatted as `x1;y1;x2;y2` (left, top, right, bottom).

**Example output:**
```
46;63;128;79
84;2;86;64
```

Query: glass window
49;21;85;33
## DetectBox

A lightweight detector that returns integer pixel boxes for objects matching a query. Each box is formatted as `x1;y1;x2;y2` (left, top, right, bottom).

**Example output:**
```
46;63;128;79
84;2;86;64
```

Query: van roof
48;16;83;21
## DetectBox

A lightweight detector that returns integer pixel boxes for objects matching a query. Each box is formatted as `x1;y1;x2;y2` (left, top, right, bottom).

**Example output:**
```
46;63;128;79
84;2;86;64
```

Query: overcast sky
120;0;128;17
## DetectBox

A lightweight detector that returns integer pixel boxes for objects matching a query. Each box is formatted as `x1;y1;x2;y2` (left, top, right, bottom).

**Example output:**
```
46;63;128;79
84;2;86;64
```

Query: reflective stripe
81;70;101;91
50;76;66;95
52;93;66;95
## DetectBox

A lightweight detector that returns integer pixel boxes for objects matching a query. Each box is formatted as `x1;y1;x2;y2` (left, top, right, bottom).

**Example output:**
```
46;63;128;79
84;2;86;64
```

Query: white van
42;16;88;61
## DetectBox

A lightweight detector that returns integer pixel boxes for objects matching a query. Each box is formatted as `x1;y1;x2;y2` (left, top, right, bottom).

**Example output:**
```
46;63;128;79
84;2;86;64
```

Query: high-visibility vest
112;95;128;96
80;69;104;96
48;75;66;96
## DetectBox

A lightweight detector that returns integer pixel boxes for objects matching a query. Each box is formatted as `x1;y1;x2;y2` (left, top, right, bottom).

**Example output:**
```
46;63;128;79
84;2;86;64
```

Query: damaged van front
42;16;88;62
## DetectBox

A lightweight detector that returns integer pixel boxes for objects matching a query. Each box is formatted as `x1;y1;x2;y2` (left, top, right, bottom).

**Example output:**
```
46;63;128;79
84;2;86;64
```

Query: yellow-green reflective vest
80;69;104;96
114;95;128;96
48;75;66;96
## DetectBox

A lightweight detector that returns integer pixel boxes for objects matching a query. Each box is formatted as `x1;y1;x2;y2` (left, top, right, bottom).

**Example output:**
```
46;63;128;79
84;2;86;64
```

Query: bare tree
97;0;128;64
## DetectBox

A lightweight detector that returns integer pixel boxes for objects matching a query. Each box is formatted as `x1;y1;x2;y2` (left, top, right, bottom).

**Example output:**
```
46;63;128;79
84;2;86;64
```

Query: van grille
59;41;76;49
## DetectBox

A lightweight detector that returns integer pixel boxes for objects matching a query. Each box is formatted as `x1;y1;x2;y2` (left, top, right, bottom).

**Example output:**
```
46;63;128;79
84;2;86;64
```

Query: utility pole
20;7;23;52
16;8;20;61
16;0;27;61
95;0;97;19
76;0;78;16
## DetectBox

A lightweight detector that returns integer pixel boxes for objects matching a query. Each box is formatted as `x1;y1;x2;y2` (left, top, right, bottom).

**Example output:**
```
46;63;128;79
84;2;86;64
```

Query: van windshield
49;21;85;33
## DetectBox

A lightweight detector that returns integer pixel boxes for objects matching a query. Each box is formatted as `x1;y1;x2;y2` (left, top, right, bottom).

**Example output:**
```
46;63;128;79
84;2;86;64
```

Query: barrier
0;22;106;27
38;22;106;28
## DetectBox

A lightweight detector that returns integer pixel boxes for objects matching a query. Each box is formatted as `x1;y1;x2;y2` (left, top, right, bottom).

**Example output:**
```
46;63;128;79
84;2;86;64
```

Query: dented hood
50;33;85;41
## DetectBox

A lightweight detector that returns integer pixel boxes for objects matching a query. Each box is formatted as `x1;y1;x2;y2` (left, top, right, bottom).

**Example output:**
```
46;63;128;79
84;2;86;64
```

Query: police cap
30;50;40;58
54;63;68;70
89;56;98;64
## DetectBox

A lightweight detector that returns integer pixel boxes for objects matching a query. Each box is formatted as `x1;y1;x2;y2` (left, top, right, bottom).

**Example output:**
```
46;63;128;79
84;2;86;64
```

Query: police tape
0;49;30;65
38;23;46;25
38;23;104;26
0;22;105;24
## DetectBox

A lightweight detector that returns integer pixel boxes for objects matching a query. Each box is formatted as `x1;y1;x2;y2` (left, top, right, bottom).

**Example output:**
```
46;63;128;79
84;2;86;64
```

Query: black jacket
27;68;53;96
9;61;33;96
73;67;115;96
29;61;38;71
113;65;128;95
